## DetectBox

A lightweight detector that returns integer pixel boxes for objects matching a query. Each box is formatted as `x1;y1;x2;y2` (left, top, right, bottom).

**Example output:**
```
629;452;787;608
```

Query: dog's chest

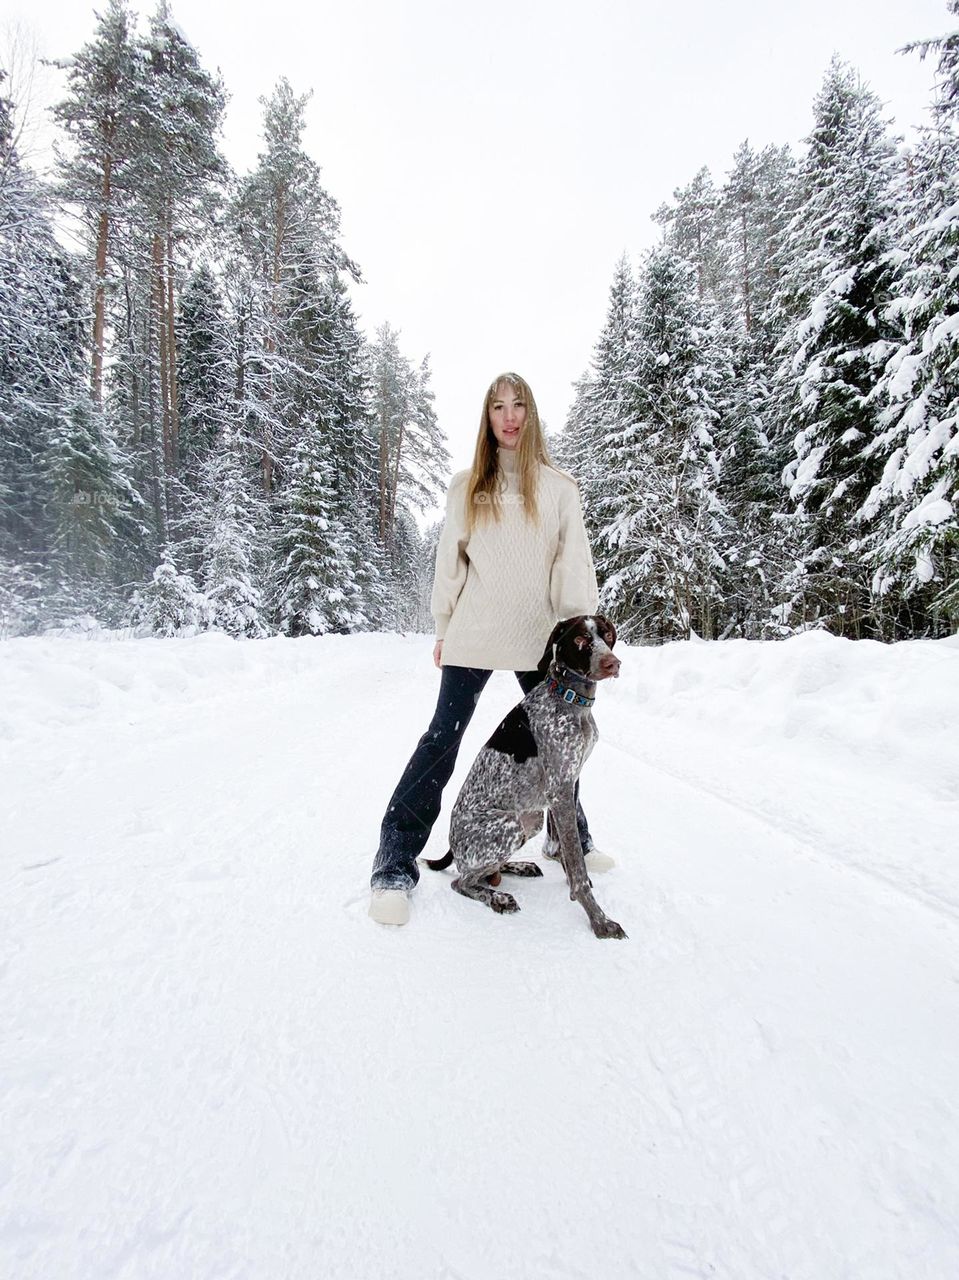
533;702;596;778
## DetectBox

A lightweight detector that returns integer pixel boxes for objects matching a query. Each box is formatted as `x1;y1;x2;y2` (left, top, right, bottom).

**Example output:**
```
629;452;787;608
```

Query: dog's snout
599;653;621;678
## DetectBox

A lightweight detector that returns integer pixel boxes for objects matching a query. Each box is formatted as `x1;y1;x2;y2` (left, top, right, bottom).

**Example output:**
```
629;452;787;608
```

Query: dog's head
536;614;620;682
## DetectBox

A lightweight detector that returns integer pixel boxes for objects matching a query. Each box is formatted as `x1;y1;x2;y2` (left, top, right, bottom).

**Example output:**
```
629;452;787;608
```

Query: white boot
369;888;410;926
544;843;616;873
585;848;616;873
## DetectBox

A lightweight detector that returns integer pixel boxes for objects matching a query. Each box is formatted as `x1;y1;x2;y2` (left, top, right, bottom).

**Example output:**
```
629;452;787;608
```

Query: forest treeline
0;0;447;639
1;1;956;641
560;7;959;641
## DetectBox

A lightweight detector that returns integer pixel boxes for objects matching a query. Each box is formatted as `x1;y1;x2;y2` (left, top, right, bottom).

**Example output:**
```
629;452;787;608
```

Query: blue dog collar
545;676;595;709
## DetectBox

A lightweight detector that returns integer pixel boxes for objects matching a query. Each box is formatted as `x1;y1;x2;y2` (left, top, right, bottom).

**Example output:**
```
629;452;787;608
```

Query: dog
425;614;626;939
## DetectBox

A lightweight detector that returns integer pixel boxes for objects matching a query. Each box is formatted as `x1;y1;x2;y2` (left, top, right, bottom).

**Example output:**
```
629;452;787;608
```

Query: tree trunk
91;151;112;407
740;208;752;336
378;380;389;546
388;419;405;546
123;266;141;449
165;213;179;473
260;185;285;497
153;232;171;470
144;294;165;546
236;309;246;409
152;230;173;531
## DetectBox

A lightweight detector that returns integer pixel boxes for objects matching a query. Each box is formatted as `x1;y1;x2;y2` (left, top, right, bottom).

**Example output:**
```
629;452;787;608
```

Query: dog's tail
423;850;454;871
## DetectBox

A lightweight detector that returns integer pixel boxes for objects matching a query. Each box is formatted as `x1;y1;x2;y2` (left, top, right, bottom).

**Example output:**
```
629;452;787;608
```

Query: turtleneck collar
497;446;520;474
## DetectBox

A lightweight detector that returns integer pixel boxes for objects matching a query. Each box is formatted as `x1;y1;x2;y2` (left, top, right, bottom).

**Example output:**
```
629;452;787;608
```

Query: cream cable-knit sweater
431;447;599;671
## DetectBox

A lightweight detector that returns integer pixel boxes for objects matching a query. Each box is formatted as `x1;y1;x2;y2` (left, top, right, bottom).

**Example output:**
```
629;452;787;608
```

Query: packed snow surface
2;629;958;1279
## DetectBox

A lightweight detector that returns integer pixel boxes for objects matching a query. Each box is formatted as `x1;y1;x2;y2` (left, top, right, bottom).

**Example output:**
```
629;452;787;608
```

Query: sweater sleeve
549;480;599;620
430;473;470;639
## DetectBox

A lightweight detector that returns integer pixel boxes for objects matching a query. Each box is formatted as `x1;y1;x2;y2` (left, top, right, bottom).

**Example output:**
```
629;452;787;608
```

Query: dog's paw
490;891;520;914
500;860;543;877
592;916;628;940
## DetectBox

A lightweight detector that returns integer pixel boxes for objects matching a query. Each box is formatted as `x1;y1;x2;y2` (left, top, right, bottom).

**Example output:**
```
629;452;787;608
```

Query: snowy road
2;631;958;1279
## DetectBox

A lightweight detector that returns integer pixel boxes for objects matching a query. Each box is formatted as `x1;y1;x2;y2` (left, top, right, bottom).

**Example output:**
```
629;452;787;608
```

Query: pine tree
2;77;76;565
51;0;142;408
137;4;227;524
367;324;448;624
198;429;268;637
2;74;144;626
172;263;270;637
716;143;799;634
773;58;902;636
177;264;234;488
369;324;448;549
720;142;795;347
41;391;139;622
131;544;208;636
860;4;959;634
273;431;356;636
653;167;723;301
598;247;731;640
234;77;358;496
563;257;640;547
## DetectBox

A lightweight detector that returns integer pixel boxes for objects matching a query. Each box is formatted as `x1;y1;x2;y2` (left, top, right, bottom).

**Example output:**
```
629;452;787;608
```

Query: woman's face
488;383;527;450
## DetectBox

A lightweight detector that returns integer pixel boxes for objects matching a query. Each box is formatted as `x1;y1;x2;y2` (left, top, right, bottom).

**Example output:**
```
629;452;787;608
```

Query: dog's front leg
548;795;627;940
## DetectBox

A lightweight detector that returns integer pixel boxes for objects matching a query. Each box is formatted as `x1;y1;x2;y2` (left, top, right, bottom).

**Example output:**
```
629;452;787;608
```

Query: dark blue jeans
371;664;592;891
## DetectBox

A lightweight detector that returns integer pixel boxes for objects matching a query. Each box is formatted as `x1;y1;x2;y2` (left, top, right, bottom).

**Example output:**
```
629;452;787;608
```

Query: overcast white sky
3;0;950;478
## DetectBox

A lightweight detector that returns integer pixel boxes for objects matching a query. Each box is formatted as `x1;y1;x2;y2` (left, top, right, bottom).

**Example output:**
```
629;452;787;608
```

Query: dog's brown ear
537;620;567;677
595;614;617;647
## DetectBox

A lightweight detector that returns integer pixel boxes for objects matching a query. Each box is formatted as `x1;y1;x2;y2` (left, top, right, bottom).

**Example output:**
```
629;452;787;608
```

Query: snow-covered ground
1;629;958;1280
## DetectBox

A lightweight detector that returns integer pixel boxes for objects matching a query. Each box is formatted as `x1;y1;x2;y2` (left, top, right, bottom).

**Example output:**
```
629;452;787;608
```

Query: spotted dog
425;615;626;940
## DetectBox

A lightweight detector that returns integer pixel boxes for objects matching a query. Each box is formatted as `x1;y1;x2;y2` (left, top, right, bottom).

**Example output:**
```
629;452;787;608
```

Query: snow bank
4;628;955;787
617;629;959;793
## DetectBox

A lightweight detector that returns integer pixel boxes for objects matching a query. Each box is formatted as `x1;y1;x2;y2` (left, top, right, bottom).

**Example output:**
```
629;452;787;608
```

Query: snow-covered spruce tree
773;58;902;637
197;428;269;637
265;254;383;633
166;260;270;637
299;269;390;630
368;324;449;626
177;264;233;492
0;561;43;638
718;143;799;635
409;517;441;635
1;75;68;573
131;543;208;636
390;508;428;632
41;390;145;625
1;75;144;627
273;429;356;635
560;257;641;549
233;78;360;497
860;5;959;635
370;325;447;544
552;373;593;475
598;246;732;641
717;359;794;637
232;79;400;629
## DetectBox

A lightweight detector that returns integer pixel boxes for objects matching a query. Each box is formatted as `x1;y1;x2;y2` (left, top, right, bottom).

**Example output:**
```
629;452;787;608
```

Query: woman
369;371;613;925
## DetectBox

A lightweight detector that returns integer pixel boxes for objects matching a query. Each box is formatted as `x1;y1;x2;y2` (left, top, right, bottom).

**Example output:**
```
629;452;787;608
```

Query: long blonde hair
466;372;552;532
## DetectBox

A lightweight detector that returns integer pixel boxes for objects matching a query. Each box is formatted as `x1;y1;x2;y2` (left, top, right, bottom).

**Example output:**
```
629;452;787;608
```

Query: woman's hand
433;639;443;668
